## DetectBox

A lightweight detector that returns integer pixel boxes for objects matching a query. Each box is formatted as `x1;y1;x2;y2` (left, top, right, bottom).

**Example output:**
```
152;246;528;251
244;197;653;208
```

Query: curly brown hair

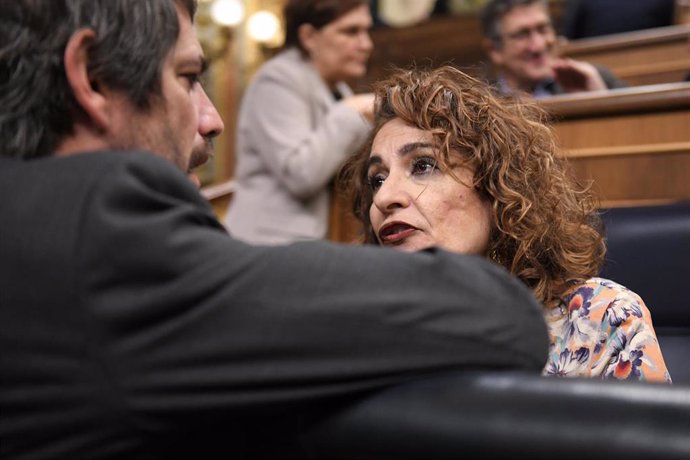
339;66;605;306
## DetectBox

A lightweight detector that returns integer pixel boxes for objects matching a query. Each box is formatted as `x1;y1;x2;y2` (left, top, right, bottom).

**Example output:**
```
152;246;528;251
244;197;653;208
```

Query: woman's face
367;118;493;255
301;4;373;85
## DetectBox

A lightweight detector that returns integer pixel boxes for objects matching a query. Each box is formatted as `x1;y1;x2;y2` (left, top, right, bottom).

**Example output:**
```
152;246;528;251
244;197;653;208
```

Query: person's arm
552;59;627;93
552;58;607;92
342;92;375;124
597;284;672;382
80;152;548;446
240;62;371;200
595;64;628;89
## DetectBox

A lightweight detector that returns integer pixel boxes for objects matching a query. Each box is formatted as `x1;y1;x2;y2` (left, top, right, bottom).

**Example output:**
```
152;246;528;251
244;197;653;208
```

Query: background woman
341;66;671;382
226;0;375;244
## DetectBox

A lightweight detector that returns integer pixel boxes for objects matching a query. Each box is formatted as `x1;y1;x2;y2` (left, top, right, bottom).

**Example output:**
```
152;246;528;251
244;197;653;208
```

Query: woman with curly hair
340;65;670;382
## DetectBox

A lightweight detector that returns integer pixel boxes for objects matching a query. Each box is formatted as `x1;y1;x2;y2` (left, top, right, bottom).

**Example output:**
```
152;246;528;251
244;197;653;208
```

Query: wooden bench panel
542;83;690;205
561;25;690;86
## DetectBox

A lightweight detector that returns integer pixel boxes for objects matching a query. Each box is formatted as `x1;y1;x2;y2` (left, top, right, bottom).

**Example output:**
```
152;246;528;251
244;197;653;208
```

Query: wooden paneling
561;25;690;86
362;13;690;91
359;13;488;91
569;150;690;204
554;110;690;148
359;1;567;91
540;82;690;206
328;191;362;244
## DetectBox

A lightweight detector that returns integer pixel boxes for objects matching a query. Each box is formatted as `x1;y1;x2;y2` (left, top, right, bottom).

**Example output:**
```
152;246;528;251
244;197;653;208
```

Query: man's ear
297;23;318;55
63;29;109;131
483;38;504;66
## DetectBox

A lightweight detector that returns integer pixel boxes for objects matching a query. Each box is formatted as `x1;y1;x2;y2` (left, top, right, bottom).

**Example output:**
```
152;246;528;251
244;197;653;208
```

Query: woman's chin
382;239;430;253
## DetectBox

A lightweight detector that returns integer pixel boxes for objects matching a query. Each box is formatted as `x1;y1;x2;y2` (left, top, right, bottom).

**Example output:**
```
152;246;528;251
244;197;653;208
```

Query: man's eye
507;28;530;41
411;157;438;176
183;73;200;87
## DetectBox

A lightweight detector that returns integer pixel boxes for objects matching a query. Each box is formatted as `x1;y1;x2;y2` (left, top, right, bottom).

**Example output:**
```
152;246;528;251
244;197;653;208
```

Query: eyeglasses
503;21;555;44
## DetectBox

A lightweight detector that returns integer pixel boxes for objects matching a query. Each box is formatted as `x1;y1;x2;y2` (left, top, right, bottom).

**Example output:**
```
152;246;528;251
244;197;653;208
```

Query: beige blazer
225;48;371;244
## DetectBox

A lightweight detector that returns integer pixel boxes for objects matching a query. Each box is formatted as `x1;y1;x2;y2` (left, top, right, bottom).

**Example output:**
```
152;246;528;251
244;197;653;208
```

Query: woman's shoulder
576;277;643;301
256;48;313;82
562;276;637;298
560;277;649;324
546;278;670;381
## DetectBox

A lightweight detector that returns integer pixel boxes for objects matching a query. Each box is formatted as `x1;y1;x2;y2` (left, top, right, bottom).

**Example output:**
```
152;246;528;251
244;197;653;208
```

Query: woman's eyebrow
367;142;435;169
366;155;381;170
398;142;434;156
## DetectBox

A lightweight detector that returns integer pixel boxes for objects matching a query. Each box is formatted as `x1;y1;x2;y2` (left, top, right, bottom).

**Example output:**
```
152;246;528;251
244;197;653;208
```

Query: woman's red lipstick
378;222;417;245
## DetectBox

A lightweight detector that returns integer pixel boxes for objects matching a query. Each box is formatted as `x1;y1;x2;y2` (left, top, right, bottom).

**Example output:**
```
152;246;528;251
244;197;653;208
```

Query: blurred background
195;0;689;190
195;0;498;186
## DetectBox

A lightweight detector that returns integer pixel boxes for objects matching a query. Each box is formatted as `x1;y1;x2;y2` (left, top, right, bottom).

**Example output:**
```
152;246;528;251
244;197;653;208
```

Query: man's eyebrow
181;54;208;73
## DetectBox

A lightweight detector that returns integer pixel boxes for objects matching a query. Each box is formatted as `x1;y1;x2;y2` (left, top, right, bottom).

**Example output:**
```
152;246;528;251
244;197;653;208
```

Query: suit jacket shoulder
0;151;548;459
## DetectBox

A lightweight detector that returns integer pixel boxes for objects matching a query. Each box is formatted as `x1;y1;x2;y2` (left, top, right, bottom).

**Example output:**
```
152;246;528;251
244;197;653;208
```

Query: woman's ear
297;23;318;55
63;29;109;132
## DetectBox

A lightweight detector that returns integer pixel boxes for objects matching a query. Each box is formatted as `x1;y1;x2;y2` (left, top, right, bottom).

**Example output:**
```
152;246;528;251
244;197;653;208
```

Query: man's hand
552;58;607;93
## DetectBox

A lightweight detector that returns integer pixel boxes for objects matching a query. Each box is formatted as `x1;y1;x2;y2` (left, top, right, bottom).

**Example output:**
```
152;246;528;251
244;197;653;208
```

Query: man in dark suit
0;0;548;458
562;0;675;40
480;0;626;97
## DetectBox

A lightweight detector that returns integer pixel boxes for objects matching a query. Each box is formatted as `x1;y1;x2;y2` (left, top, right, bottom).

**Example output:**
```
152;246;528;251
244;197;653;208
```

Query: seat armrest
303;372;690;459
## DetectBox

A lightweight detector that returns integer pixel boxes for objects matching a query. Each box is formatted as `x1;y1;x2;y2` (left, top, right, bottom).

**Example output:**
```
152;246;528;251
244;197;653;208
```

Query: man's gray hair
480;0;548;47
0;0;197;159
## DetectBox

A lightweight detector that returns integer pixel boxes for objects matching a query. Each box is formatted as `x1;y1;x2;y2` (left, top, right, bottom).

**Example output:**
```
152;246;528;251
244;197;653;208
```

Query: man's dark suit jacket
493;65;627;98
0;151;547;459
562;0;675;39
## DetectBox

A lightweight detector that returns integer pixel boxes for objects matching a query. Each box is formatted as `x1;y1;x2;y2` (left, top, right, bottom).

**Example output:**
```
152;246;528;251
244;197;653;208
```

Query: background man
480;0;626;96
0;0;547;458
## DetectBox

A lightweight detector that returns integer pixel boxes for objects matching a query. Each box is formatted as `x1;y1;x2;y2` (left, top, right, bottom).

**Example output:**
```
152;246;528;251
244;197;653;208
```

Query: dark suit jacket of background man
562;0;675;39
0;151;547;459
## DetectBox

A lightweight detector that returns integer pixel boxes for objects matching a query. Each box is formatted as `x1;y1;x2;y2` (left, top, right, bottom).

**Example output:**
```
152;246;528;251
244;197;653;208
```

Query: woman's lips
378;223;417;245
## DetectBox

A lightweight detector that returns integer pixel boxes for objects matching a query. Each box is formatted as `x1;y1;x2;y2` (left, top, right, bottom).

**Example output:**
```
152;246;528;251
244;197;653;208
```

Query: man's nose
198;86;224;139
528;29;553;52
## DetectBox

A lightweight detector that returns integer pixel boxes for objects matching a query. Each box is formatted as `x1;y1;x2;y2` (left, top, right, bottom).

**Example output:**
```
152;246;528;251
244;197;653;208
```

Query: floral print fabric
542;277;671;382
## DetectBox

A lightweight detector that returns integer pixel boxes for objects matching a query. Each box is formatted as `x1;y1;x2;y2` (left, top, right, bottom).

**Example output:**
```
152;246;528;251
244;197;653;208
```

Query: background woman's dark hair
340;65;605;306
283;0;369;55
0;0;196;159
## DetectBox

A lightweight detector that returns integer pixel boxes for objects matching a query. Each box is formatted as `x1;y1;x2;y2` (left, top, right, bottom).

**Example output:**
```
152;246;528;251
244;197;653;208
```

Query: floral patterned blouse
542;277;671;382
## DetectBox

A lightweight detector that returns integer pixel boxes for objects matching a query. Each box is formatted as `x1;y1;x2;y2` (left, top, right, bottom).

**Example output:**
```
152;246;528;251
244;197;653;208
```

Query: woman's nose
372;173;411;213
360;31;374;53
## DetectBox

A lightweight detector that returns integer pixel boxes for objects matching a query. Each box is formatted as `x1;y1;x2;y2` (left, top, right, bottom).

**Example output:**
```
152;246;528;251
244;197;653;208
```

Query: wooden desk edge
540;82;690;119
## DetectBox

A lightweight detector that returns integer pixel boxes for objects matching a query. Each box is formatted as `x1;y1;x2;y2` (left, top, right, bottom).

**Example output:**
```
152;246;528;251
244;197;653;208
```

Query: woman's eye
368;173;385;191
411;157;438;176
